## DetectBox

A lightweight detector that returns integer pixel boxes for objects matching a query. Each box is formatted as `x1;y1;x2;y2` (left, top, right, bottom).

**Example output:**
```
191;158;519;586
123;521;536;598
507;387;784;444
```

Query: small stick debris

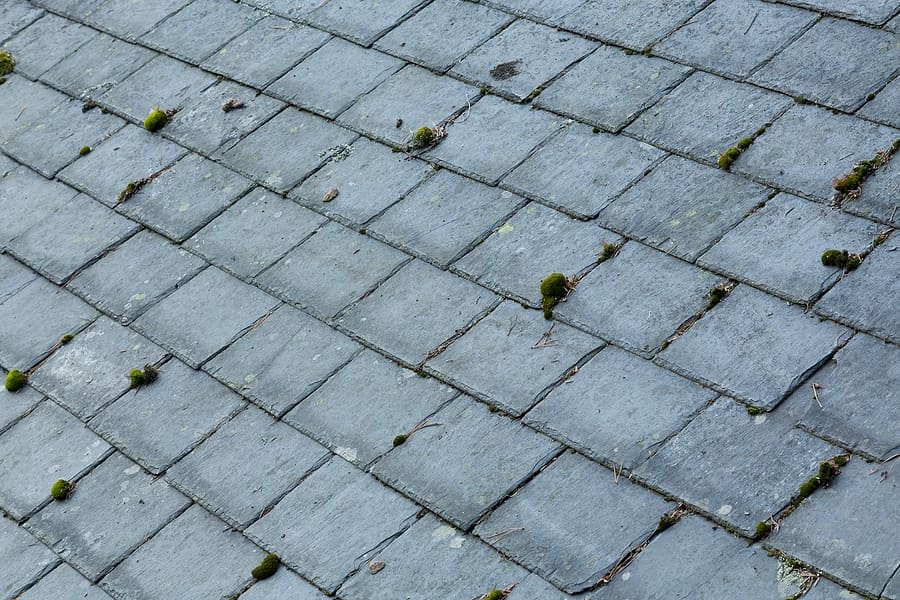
116;167;168;203
531;324;558;349
222;98;245;113
811;383;822;408
164;107;180;119
483;527;525;543
322;187;339;203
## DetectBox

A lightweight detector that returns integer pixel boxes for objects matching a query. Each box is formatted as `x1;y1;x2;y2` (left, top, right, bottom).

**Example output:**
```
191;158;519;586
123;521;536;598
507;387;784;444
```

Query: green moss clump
834;454;849;467
656;514;677;532
79;146;92;156
129;364;159;389
0;51;14;76
117;181;140;203
50;479;73;501
796;477;819;501
412;126;434;148
60;334;74;345
821;249;846;267
540;273;567;299
598;242;618;263
746;405;765;416
251;553;279;580
5;369;26;392
484;590;504;600
754;521;772;539
144;107;168;132
736;137;754;150
817;461;837;484
392;434;407;447
717;147;742;171
707;285;728;310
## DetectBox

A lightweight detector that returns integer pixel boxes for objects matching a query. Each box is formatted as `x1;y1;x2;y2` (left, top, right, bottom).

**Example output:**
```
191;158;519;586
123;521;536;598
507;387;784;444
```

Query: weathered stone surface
0;401;110;520
0;515;58;599
778;0;900;24
238;568;328;600
555;242;721;356
534;45;690;131
337;260;498;365
167;406;328;527
26;453;189;581
368;169;523;267
558;0;708;49
304;0;425;46
90;359;244;474
286;348;457;467
751;18;899;111
66;229;207;322
371;397;560;529
526;345;715;468
1;14;96;79
858;74;900;130
768;459;899;598
599;155;769;261
697;193;881;303
844;153;900;225
0;161;80;247
0;367;42;434
132;266;279;368
657;285;852;409
256;221;408;319
427;300;602;416
16;562;115;600
475;452;670;592
41;32;154;97
82;0;190;39
102;504;263;600
0;0;42;43
633;398;836;535
246;457;419;593
28;316;166;419
504;122;664;218
204;304;359;416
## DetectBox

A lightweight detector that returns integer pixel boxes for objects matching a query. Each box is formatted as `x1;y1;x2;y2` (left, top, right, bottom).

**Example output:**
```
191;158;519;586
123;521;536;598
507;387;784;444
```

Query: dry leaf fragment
368;560;385;574
322;188;339;203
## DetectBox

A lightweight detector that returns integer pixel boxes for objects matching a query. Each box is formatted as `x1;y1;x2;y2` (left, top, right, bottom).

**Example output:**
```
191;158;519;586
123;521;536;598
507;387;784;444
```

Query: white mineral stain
449;536;465;549
716;504;733;516
754;414;767;425
123;465;141;476
335;447;357;463
432;525;454;541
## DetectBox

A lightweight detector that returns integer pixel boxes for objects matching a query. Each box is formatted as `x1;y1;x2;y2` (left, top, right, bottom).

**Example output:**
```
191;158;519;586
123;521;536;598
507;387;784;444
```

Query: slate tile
28;316;166;419
0;0;43;44
141;0;262;63
751;18;899;111
187;187;326;278
82;0;191;39
657;285;852;409
338;514;564;600
367;169;524;267
202;17;329;88
66;229;207;322
0;76;67;145
0;277;97;370
0;367;42;434
116;152;254;242
90;359;244;473
204;304;359;416
626;71;793;164
371;397;560;529
1;14;96;79
525;345;715;468
132;266;279;368
554;242;721;357
0;253;37;305
42;32;155;97
268;37;402;118
654;0;816;78
479;0;578;21
285;348;457;467
16;562;115;600
845;149;900;224
451;19;596;101
240;0;323;21
100;54;217;121
256;221;408;320
57;124;188;208
305;0;426;46
476;452;670;592
777;0;900;24
800;579;865;600
8;194;139;284
291;137;431;226
245;457;419;593
102;505;262;600
599;155;769;261
858;75;900;129
217;107;356;193
558;0;708;50
166;406;329;528
0;516;58;599
0;401;111;520
0;160;80;246
455;203;617;305
427;300;601;416
534;45;690;132
816;243;900;344
337;64;478;147
426;95;566;184
237;568;328;600
698;193;880;303
162;80;285;155
29;0;105;18
888;13;900;31
26;453;189;581
337;259;498;365
733;104;899;201
768;459;899;598
503;121;664;218
633;398;835;535
595;515;804;598
375;0;513;72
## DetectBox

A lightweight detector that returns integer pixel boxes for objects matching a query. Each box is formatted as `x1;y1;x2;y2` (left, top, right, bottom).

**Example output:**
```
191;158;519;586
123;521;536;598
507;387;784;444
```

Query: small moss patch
834;139;900;195
60;334;74;345
251;553;279;580
483;590;505;600
129;364;159;389
392;434;407;447
717;147;742;171
144;107;168;132
754;520;772;539
5;369;26;392
539;272;569;320
598;242;619;264
0;51;15;76
706;284;729;310
79;146;92;157
412;126;434;148
50;479;73;501
821;249;861;271
746;405;765;416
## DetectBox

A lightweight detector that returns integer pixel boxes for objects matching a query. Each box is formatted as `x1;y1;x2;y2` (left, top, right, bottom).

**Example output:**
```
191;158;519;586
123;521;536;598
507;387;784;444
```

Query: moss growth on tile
736;137;753;150
540;272;568;320
144;107;168;132
412;126;434;148
483;590;504;600
821;249;861;271
598;242;619;264
60;334;74;345
392;434;407;447
251;553;279;580
834;139;900;194
717;147;742;171
754;520;772;539
746;405;765;416
706;284;728;310
0;51;14;76
50;479;73;501
5;369;26;392
129;364;159;389
78;145;92;157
